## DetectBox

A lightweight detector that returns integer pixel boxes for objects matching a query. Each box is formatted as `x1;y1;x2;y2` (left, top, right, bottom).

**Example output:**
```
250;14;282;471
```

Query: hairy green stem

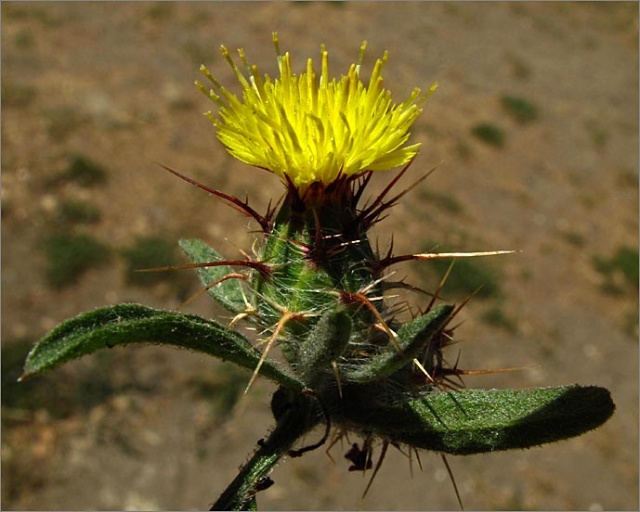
211;392;321;510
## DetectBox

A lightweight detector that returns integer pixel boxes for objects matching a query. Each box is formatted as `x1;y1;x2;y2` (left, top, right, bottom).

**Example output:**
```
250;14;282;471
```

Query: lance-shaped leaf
340;384;614;455
179;238;247;314
22;304;304;392
344;304;454;383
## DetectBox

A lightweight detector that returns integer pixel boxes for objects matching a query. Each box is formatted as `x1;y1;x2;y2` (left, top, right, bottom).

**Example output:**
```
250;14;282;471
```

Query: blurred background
2;2;638;510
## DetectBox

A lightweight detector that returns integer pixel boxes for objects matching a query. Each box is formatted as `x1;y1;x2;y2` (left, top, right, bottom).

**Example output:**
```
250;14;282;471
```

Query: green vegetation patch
471;122;505;147
559;230;586;248
63;155;108;187
44;106;83;142
585;119;609;149
593;245;639;294
57;199;102;226
482;304;518;333
122;236;181;287
1;83;37;108
42;233;110;289
418;189;464;215
501;95;539;124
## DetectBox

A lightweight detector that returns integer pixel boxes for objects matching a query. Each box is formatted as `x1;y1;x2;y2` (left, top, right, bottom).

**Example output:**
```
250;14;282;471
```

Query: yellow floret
197;33;437;191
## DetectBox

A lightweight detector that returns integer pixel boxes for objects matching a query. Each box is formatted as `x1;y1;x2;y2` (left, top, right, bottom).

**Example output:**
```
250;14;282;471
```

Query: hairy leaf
22;304;303;391
344;304;453;383
179;238;247;314
341;384;614;455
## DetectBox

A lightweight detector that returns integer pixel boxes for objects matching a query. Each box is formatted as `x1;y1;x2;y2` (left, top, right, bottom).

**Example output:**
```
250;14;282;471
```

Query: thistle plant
23;34;614;510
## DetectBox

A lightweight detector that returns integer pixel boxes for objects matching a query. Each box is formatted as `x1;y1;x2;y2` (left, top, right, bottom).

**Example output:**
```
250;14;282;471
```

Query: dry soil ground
2;2;638;510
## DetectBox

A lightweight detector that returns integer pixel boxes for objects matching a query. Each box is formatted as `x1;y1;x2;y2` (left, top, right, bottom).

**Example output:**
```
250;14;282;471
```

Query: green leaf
341;385;614;455
344;304;454;383
179;238;247;314
22;304;303;392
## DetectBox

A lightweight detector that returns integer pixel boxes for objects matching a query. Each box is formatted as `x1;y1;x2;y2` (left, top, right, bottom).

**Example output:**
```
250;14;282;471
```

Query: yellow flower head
197;33;437;192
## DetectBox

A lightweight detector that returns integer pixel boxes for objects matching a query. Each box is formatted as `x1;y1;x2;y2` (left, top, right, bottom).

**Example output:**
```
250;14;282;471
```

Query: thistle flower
23;33;615;512
196;33;437;192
